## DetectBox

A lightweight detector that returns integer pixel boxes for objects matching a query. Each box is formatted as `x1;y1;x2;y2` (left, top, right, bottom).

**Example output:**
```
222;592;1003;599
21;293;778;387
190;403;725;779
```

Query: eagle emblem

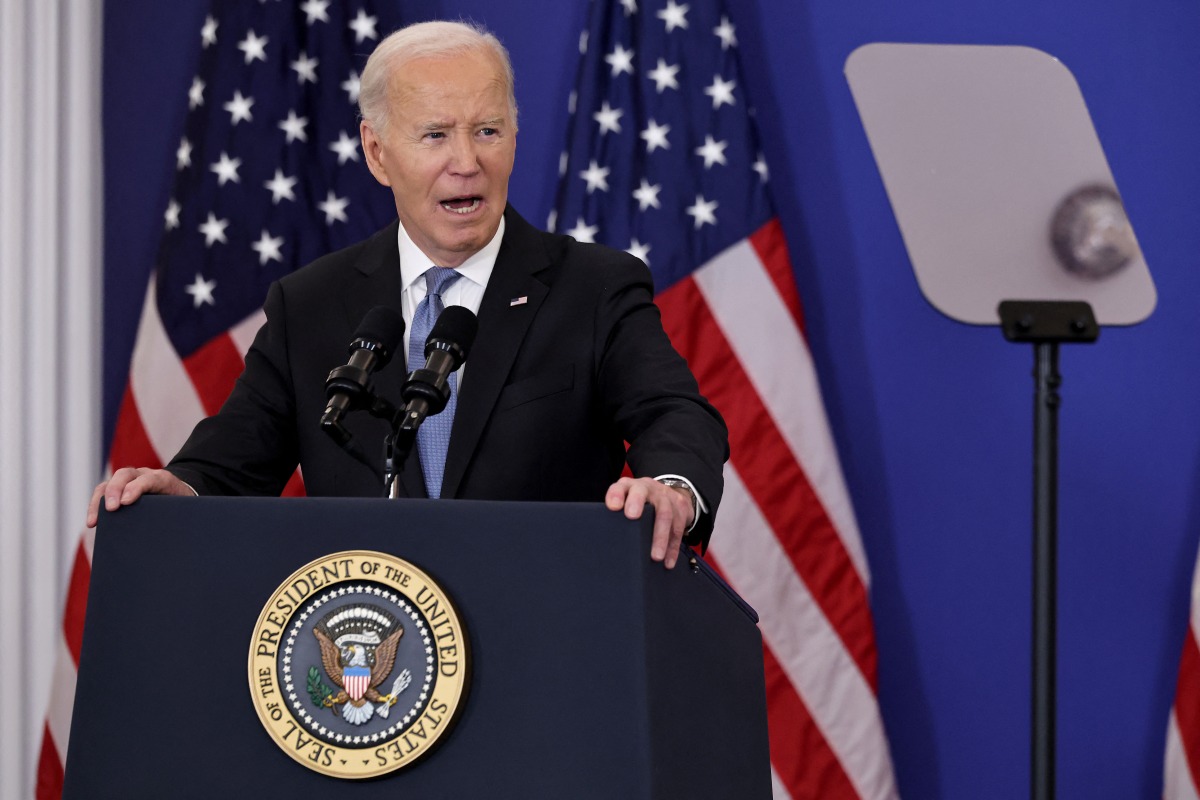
312;604;412;726
251;551;470;778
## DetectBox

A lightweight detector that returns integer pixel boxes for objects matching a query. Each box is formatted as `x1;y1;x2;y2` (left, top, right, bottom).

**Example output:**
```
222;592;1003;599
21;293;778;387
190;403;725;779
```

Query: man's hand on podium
605;476;695;570
86;467;194;528
87;469;699;570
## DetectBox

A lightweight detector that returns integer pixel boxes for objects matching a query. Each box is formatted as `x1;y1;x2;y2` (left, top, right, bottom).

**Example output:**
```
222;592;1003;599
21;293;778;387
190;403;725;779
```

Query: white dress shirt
396;216;505;383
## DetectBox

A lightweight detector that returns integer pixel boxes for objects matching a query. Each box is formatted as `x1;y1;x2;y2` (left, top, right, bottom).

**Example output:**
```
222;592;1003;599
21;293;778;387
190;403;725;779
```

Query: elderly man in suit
88;20;727;570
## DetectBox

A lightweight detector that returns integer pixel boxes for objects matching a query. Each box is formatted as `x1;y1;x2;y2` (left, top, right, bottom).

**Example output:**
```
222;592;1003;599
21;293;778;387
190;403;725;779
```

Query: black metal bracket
998;300;1099;343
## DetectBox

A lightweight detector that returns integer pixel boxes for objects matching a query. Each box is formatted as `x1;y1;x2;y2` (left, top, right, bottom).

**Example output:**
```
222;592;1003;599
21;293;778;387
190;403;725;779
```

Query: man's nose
447;136;480;174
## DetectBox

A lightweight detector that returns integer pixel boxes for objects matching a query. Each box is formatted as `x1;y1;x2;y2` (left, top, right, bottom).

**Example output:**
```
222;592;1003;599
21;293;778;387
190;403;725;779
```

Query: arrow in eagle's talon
376;669;413;717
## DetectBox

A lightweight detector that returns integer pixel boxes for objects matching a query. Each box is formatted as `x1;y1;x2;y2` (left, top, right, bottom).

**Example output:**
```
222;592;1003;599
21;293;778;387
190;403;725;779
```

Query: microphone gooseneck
320;306;406;446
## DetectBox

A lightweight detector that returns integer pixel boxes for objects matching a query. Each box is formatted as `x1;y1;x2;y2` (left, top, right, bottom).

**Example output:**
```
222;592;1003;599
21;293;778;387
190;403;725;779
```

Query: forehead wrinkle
389;71;513;132
417;114;507;132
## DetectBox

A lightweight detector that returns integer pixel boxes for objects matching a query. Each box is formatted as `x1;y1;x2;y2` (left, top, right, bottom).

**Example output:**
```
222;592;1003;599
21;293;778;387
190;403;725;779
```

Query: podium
64;497;770;798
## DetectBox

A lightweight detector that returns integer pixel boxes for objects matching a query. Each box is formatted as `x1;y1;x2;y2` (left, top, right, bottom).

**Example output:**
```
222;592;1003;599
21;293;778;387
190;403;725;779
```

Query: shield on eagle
343;665;371;702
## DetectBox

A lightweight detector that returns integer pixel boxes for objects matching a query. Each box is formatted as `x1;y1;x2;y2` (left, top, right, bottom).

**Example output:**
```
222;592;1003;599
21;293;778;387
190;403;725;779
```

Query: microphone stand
331;310;474;499
383;365;453;499
383;418;416;500
322;363;456;499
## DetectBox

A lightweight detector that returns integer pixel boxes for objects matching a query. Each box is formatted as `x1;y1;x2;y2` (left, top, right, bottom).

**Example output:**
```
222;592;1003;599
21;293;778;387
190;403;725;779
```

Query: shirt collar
396;217;505;293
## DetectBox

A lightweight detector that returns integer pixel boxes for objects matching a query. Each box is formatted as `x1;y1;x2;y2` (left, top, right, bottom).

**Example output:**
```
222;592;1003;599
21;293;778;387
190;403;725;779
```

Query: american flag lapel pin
510;296;528;306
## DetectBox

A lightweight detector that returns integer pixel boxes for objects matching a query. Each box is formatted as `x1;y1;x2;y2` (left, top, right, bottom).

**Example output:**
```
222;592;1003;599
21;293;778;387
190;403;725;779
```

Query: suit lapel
340;219;403;332
339;220;427;499
441;208;550;498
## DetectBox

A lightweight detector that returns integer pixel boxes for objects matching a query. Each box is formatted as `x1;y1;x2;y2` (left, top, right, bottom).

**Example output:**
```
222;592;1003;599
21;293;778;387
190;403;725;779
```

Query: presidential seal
248;551;469;779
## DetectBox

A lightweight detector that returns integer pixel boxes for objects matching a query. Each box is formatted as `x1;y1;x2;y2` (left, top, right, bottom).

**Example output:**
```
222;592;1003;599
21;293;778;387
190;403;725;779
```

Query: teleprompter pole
998;300;1098;800
1031;341;1058;800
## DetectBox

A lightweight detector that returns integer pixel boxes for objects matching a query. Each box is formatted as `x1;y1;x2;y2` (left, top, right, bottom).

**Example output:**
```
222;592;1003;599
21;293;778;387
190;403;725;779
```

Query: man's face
361;49;517;268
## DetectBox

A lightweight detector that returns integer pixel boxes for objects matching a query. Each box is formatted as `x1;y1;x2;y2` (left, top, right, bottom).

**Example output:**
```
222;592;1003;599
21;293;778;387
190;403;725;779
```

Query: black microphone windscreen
427;306;479;359
353;306;406;362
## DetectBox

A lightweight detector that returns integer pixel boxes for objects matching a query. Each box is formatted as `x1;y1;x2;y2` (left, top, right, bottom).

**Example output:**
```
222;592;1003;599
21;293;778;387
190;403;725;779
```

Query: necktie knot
424;266;461;299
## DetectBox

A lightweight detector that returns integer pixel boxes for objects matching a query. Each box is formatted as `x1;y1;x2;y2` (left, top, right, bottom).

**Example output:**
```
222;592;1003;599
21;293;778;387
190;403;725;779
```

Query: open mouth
440;196;482;215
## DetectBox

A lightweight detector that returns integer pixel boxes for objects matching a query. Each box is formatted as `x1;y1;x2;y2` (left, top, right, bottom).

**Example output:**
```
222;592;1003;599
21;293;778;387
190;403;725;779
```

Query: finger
621;480;649;521
120;470;155;503
649;494;673;563
662;513;686;570
124;469;187;502
103;468;140;512
651;490;688;569
86;480;110;528
605;478;632;511
107;467;164;511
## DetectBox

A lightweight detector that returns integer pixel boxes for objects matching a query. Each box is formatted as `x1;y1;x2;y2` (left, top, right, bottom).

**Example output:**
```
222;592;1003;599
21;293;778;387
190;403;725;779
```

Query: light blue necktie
409;267;462;498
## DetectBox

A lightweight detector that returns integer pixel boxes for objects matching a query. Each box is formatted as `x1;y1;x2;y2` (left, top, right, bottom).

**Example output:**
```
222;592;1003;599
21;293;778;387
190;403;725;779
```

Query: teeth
441;199;480;215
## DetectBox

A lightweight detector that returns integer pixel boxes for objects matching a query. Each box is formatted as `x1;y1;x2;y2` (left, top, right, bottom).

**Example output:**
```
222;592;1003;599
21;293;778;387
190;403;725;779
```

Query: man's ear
360;120;391;187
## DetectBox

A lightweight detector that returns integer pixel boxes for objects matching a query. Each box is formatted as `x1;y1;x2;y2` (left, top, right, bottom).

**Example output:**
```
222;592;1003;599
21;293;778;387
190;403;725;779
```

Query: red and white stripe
658;219;897;800
36;274;279;799
34;529;91;800
345;672;371;702
1166;547;1200;799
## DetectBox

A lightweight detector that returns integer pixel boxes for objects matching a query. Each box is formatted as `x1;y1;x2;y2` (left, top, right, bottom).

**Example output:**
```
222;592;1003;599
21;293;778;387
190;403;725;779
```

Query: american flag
552;1;898;797
35;2;409;796
1165;547;1200;798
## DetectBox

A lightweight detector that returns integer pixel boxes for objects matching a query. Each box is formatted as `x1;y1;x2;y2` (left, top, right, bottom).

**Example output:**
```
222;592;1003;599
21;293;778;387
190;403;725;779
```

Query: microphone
321;306;406;445
398;305;479;428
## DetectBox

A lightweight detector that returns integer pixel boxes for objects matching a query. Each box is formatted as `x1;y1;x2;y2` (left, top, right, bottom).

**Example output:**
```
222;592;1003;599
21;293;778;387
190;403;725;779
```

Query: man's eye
479;128;497;137
425;131;445;140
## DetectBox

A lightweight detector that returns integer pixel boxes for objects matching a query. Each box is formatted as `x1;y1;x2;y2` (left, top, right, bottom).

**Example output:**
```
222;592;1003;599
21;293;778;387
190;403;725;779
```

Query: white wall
0;0;101;795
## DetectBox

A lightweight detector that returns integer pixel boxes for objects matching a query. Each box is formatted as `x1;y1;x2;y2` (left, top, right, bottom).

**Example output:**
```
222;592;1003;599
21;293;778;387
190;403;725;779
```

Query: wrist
656;477;698;528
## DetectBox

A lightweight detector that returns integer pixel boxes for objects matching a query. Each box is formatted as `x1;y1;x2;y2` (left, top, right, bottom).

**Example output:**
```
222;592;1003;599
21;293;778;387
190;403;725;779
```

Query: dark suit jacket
167;206;729;544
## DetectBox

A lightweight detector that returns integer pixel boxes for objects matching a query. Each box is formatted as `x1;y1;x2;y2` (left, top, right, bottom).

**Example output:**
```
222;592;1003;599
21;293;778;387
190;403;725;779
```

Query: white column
0;0;102;796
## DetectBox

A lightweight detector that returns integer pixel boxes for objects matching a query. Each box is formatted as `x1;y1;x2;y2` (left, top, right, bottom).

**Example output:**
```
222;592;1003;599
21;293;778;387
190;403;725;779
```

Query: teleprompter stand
847;43;1155;800
999;300;1098;800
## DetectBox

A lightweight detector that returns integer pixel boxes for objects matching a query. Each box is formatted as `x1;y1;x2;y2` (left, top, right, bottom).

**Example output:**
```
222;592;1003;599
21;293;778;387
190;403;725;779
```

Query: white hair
358;20;518;138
